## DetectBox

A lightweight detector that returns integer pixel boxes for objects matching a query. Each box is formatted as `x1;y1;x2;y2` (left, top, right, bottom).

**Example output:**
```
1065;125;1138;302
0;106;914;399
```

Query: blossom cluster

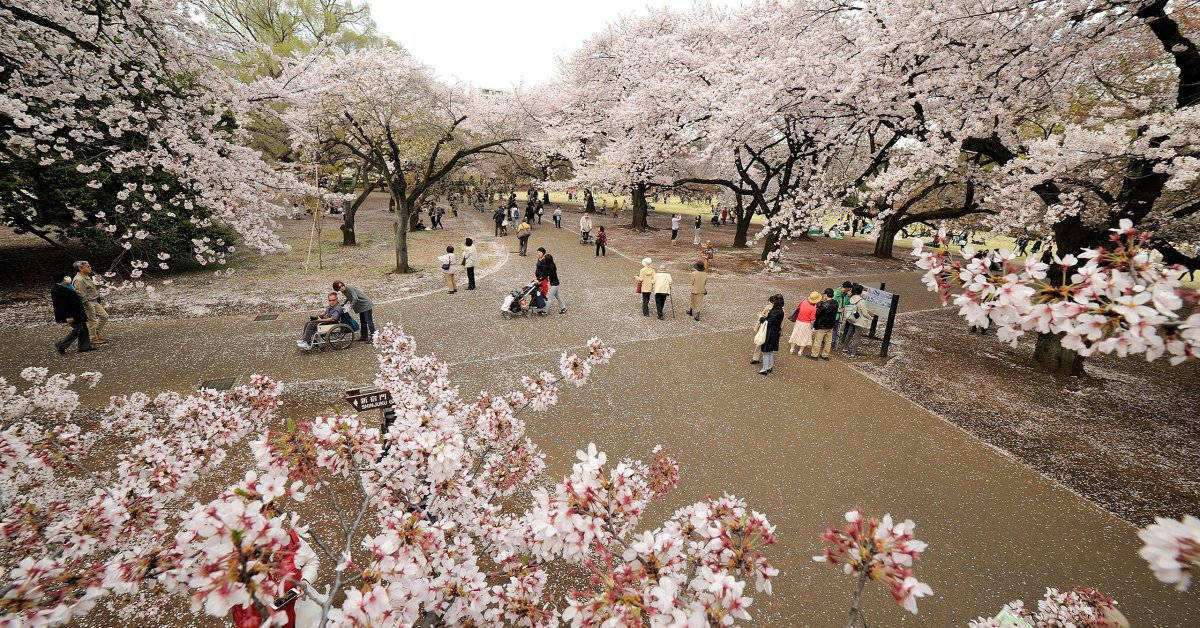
813;509;932;614
969;587;1128;627
0;370;281;625
914;221;1200;363
1138;514;1200;592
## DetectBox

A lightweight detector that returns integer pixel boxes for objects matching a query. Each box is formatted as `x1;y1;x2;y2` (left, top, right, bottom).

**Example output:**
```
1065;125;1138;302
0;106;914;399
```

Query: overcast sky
364;1;743;89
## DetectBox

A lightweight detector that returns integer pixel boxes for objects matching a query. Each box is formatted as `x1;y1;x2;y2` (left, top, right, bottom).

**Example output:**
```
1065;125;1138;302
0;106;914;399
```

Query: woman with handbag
788;291;820;354
439;245;457;294
752;294;785;375
635;257;655;316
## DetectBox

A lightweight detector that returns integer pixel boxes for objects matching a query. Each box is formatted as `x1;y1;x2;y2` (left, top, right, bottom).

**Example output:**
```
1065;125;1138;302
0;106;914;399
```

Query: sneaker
694;316;700;322
56;344;66;355
807;355;819;360
298;342;311;350
750;360;760;365
757;370;770;375
92;338;108;345
821;356;830;361
560;308;567;314
686;309;693;316
79;346;96;352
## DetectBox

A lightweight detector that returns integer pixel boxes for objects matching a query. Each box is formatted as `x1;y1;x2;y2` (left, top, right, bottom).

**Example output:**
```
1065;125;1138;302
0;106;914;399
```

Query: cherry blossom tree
0;0;308;271
275;48;519;272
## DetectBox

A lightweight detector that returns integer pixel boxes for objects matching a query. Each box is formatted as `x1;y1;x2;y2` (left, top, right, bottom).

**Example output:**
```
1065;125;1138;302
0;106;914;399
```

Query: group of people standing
634;257;707;321
751;282;875;375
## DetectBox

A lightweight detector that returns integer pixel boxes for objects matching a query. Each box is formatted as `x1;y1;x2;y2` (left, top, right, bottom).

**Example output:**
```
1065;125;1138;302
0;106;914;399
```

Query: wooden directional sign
344;387;393;412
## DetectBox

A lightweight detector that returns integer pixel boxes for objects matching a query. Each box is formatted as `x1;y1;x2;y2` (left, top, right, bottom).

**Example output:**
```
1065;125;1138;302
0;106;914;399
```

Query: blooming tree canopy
0;0;309;272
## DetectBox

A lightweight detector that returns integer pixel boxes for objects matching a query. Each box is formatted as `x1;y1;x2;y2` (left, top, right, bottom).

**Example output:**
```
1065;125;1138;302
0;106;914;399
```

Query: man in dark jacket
809;288;839;360
51;273;95;354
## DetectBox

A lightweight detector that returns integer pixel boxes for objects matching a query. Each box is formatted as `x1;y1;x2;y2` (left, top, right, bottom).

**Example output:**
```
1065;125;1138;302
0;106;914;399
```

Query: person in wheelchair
297;292;345;350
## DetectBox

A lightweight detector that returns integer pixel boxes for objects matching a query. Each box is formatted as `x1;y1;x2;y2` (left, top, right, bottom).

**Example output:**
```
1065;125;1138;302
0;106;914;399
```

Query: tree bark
872;214;904;258
760;226;781;261
340;184;374;246
630;182;649;231
394;194;412;273
732;193;753;248
1033;332;1086;377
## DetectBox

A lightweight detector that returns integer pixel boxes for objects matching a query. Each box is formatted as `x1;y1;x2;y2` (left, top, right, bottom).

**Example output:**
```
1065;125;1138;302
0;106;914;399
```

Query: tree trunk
394;196;412;273
1033;214;1101;374
341;185;374;246
872;214;904;258
1033;332;1086;377
760;226;781;261
630;182;649;231
732;193;752;248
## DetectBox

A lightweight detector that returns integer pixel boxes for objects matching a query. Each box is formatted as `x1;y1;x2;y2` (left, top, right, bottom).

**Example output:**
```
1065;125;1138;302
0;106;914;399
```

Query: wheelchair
301;314;357;352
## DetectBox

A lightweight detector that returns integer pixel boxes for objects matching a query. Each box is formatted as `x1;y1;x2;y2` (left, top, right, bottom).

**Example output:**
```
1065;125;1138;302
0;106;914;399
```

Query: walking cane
669;293;676;319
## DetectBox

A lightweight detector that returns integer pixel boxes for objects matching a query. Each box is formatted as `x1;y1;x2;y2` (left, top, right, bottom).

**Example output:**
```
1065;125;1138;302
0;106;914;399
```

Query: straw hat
807;291;821;304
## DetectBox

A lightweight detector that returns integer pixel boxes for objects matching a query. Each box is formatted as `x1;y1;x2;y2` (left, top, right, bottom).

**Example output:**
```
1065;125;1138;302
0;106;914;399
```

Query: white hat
642;257;652;266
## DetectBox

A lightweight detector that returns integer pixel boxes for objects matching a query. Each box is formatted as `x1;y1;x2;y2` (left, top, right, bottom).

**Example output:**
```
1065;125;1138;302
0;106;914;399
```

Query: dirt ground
851;307;1200;527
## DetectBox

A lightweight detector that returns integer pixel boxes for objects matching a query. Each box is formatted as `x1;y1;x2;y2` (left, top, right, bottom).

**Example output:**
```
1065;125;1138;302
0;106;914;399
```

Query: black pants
554;216;561;228
654;293;668;318
358;309;376;340
642;292;651;316
57;321;91;352
466;266;476;289
595;242;606;256
495;223;502;236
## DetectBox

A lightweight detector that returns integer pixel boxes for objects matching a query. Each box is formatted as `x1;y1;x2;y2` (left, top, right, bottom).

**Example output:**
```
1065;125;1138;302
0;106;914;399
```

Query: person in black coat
756;293;785;375
809;288;839;360
50;273;95;354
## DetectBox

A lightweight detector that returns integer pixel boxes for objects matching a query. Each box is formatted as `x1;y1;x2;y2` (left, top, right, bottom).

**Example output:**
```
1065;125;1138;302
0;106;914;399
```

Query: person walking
536;201;544;224
493;206;506;236
831;280;852;348
636;258;656;316
71;261;109;344
651;270;673;320
543;253;567;314
595;226;607;257
809;288;838;360
462;238;477;290
755;294;785;375
840;283;872;358
51;273;95;354
693;214;701;245
579;213;593;241
333;280;376;341
787;291;819;355
553;206;563;228
670;214;681;246
687;262;707;322
439;245;458;294
517;220;532;256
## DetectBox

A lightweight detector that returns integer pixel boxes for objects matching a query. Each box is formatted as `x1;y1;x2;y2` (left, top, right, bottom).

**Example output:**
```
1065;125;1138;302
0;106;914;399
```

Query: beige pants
84;300;108;339
444;272;457;292
689;293;704;317
811;328;833;358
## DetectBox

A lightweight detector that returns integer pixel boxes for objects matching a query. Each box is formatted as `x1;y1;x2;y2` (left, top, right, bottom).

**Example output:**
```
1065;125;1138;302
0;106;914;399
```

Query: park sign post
861;284;900;358
345;387;396;436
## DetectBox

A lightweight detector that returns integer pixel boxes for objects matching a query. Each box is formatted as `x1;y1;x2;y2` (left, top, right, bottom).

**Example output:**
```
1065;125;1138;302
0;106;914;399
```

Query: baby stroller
579;229;592;245
500;281;547;318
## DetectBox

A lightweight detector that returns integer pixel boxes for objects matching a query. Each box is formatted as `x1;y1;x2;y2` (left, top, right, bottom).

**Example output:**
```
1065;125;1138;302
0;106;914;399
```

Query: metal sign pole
880;294;900;358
